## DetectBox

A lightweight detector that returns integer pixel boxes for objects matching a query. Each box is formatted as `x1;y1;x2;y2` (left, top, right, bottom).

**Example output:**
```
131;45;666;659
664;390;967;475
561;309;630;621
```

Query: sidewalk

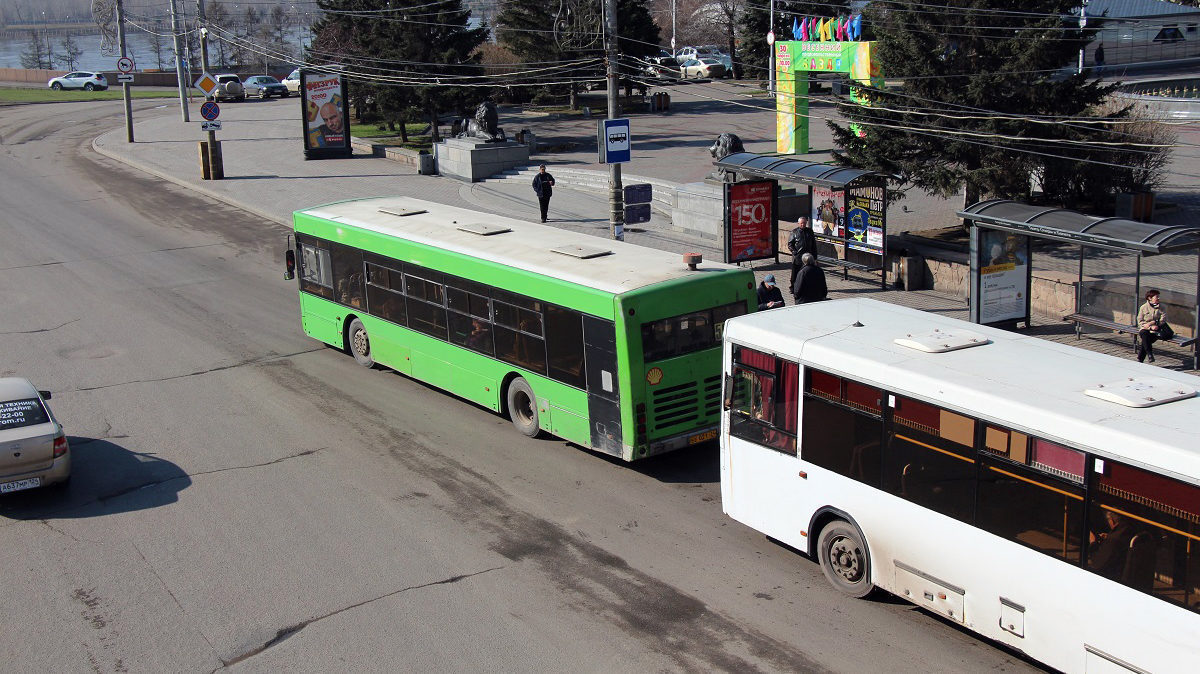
90;93;1197;373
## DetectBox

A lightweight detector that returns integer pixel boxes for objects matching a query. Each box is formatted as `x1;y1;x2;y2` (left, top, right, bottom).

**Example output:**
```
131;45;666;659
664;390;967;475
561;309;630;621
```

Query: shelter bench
1063;313;1196;368
816;255;888;290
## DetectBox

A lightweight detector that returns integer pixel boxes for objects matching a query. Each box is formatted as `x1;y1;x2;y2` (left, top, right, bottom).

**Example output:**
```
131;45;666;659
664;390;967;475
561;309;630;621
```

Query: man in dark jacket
788;216;817;289
792;253;828;304
532;164;555;222
757;274;785;310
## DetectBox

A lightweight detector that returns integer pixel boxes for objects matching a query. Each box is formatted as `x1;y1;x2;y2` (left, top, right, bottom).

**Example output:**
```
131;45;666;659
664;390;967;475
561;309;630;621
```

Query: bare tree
57;34;83;70
20;31;55;70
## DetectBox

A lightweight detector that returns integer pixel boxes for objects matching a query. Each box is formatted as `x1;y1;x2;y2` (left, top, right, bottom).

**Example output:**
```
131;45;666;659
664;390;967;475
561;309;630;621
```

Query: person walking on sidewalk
532;164;556;222
757;274;785;310
788;216;817;289
792;253;828;304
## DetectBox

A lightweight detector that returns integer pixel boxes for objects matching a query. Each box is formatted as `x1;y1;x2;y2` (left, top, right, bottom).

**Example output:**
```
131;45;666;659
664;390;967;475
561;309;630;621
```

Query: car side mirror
285;249;296;280
38;390;52;400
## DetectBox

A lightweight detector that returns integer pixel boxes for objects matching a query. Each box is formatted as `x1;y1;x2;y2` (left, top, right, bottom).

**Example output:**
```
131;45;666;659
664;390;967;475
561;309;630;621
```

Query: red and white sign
725;180;776;263
117;56;134;73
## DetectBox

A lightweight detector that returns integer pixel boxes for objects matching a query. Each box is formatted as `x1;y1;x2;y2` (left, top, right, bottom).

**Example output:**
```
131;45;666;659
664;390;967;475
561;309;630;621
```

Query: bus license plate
688;429;718;445
0;477;41;493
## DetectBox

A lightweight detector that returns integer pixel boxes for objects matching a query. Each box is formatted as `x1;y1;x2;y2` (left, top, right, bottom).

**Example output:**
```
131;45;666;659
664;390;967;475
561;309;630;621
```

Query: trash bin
417;151;435;176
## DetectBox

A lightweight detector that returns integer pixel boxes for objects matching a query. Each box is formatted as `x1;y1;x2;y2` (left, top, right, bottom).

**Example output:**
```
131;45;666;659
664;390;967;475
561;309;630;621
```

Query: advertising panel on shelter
845;184;885;252
301;70;351;159
811;185;844;239
724;180;778;263
974;229;1031;325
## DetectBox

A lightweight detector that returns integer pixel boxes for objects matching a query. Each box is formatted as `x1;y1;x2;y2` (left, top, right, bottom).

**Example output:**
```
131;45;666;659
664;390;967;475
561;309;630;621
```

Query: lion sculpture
708;132;745;182
452;100;506;142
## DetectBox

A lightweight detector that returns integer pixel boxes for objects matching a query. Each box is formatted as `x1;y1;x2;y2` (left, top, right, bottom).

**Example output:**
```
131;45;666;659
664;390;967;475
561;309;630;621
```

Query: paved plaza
87;83;1199;372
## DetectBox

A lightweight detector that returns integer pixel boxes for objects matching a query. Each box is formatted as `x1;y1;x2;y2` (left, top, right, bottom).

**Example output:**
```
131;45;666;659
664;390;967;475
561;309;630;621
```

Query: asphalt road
0;100;1043;673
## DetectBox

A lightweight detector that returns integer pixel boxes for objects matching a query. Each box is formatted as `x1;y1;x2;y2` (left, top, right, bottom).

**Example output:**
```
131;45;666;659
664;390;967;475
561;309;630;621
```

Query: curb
91;130;291;227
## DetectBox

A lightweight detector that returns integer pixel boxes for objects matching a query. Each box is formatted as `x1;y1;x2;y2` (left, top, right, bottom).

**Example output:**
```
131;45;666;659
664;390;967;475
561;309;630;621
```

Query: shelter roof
959;199;1200;254
713;152;884;189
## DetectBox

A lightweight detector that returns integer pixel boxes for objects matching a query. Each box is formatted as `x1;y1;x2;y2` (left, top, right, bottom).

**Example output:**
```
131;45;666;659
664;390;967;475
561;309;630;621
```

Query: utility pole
169;0;189;121
115;0;133;142
1077;0;1088;75
768;0;775;97
671;0;676;56
196;0;221;179
605;0;623;241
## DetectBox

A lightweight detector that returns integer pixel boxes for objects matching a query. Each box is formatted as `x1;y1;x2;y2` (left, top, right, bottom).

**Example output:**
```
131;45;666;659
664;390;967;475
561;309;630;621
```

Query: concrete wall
0;67;185;87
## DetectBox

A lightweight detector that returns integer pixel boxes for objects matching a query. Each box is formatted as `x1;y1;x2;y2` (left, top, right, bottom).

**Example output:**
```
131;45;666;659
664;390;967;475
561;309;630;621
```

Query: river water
0;31;305;73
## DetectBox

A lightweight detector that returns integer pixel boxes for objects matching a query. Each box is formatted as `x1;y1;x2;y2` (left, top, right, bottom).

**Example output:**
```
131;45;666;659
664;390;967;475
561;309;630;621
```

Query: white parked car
680;58;727;80
0;378;70;494
47;71;108;91
283;68;301;94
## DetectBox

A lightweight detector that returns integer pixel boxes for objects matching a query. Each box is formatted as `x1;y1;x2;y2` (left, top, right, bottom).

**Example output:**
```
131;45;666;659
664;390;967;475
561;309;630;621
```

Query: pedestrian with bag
757;274;785;310
1136;288;1172;363
792;253;828;304
532;164;556;222
788;217;817;290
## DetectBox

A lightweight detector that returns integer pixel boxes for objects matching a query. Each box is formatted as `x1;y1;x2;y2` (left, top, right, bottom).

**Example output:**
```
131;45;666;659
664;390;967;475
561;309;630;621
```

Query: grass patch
349;122;427;139
0;87;183;103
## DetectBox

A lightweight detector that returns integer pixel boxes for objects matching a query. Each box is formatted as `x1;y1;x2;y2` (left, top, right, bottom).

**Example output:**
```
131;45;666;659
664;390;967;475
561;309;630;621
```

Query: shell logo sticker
646;367;664;385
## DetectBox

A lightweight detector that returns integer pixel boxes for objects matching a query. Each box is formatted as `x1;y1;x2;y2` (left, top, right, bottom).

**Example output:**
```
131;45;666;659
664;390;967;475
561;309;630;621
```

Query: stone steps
487;166;679;212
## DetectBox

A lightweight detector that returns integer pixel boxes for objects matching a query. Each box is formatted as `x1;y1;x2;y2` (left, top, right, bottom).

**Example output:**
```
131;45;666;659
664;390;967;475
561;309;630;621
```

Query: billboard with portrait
301;70;351;159
724;180;778;263
971;228;1031;326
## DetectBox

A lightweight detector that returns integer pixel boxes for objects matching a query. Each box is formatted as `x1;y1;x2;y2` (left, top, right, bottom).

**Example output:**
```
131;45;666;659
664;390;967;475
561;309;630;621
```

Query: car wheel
281;91;289;98
237;96;245;102
506;377;540;437
84;83;94;91
817;520;874;598
51;82;63;90
348;318;374;367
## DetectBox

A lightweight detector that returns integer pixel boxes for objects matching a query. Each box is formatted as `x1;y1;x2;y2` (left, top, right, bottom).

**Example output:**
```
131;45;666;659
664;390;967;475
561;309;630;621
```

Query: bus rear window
642;302;746;363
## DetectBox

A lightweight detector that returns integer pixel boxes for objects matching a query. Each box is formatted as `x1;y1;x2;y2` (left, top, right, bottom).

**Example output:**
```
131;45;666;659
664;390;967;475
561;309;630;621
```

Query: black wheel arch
808;506;870;568
341;313;360;353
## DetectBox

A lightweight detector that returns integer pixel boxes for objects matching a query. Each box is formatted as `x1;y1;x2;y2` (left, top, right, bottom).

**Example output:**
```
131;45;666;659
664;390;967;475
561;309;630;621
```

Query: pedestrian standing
788;216;818;289
792;253;828;304
532;164;556;222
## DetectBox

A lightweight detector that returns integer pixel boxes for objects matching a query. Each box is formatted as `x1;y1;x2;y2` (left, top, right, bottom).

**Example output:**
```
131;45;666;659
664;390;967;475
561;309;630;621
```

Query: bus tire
348;318;374;368
817;520;874;598
506;377;540;437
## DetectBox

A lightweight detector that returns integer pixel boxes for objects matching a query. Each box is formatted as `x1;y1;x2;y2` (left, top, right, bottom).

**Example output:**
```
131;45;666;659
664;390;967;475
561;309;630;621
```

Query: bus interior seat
1122;532;1157;593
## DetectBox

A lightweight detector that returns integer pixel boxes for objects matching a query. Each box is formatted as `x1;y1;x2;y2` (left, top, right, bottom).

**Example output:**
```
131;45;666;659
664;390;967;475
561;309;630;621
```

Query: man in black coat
792;253;828;304
788;216;818;289
532;164;556;222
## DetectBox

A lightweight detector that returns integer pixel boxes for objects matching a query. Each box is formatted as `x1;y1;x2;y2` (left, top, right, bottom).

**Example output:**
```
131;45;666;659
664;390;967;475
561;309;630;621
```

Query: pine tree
313;0;488;143
826;1;1160;211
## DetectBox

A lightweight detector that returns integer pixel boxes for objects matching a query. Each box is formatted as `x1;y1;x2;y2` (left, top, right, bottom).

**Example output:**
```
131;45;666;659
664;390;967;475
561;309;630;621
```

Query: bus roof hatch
1084;377;1196;408
894;328;990;353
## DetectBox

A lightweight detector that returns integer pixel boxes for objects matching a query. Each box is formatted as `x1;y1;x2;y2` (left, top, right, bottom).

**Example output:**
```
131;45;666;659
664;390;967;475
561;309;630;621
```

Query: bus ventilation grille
651;376;722;433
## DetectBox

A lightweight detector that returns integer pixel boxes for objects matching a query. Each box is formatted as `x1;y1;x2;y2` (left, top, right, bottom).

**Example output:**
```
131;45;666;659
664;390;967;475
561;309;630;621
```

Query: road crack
74;348;325;392
0;318;79;335
217;566;503;669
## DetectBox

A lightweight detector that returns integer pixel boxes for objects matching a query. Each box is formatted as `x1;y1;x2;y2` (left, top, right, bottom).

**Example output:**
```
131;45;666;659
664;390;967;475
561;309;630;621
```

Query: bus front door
583;315;622;456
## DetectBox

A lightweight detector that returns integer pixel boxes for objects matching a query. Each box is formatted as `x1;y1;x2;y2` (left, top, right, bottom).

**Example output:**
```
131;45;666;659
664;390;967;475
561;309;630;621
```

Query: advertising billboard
301;70;351;159
724;180;778;263
971;229;1032;326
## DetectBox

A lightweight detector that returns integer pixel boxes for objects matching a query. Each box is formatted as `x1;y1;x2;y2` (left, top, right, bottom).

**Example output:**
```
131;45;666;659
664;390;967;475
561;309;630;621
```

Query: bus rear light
53;434;68;458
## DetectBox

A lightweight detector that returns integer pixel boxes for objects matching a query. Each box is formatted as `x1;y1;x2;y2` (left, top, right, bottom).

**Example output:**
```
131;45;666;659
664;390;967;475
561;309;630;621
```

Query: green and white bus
285;196;756;460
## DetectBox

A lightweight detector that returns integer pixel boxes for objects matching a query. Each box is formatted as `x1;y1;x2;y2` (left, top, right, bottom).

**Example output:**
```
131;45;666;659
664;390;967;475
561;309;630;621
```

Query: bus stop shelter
959;199;1200;368
714;152;890;288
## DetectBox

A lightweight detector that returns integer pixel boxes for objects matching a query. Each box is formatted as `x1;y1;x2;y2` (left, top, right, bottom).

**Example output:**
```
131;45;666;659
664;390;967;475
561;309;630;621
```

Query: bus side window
298;241;333;299
330;243;364;308
800;370;882;487
1091;459;1200;611
885;397;976;524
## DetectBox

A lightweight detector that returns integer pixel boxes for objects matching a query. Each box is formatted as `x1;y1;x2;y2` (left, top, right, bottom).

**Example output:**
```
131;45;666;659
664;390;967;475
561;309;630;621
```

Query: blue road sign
598;118;631;164
624;183;652;204
200;101;220;121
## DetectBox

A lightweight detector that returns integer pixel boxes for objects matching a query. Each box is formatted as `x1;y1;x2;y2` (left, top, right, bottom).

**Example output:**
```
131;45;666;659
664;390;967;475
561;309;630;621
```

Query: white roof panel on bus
296;197;744;295
724;298;1200;483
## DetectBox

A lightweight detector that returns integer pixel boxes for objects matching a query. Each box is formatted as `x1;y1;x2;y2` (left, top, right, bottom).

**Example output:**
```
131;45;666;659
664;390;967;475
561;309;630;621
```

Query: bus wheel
506;377;540;437
348;318;374;368
817;521;873;598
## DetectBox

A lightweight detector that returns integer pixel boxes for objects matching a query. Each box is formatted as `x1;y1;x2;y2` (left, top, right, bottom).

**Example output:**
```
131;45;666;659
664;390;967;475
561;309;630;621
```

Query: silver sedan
0;378;70;494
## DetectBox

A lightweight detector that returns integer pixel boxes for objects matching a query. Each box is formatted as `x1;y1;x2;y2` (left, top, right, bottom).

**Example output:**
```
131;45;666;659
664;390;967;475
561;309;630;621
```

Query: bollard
199;141;211;180
207;139;224;180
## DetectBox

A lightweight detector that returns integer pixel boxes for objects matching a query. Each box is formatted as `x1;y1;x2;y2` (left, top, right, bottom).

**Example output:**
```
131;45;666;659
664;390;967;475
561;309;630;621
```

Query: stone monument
436;100;530;182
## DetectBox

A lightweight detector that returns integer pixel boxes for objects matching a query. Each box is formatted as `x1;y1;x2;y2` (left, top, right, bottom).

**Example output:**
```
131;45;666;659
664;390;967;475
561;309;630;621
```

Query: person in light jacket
1136;288;1166;363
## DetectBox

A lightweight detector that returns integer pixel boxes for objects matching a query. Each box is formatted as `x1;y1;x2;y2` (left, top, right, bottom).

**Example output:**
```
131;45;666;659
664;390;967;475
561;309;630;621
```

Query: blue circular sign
200;101;220;121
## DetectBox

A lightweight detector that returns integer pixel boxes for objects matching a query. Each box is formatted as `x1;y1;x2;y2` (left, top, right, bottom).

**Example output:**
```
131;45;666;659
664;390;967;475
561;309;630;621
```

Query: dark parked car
243;75;289;99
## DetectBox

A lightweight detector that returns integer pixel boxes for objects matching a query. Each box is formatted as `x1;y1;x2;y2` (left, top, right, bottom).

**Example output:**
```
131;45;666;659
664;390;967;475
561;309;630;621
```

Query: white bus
720;298;1199;674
